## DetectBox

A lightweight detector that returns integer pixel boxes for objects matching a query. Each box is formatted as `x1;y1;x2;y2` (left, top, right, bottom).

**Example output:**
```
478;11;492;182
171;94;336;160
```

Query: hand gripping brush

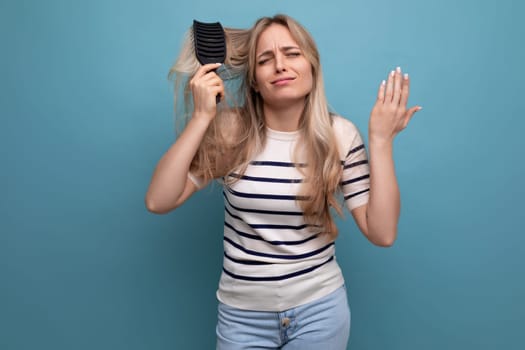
192;19;226;104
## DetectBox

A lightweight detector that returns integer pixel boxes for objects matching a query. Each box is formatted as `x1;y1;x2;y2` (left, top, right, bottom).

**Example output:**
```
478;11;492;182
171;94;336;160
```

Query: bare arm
351;141;399;247
145;116;211;213
145;63;223;214
352;67;421;246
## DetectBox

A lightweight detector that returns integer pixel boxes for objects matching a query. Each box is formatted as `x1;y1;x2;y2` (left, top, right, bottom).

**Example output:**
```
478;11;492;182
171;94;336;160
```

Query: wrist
191;112;214;126
369;135;394;149
185;114;213;137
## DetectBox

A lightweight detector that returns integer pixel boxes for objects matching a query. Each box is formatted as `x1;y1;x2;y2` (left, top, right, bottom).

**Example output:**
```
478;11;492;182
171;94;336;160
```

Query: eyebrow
257;46;301;59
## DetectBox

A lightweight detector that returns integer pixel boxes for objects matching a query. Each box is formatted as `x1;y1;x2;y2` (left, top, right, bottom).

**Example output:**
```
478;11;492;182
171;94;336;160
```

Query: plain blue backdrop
2;0;524;349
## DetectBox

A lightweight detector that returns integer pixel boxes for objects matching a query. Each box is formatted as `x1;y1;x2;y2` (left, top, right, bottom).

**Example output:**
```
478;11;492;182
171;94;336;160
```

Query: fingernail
417;106;423;111
381;80;386;86
390;71;395;77
404;73;409;80
396;66;401;73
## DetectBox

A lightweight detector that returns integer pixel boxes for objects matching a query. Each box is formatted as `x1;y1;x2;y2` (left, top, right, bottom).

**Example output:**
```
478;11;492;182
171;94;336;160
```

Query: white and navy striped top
190;115;370;311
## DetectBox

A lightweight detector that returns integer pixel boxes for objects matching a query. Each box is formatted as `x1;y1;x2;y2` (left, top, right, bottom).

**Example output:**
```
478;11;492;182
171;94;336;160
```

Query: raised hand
369;67;421;143
189;63;225;120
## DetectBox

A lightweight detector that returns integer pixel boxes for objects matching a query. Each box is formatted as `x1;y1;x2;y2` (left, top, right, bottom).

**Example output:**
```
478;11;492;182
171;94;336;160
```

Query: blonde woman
146;14;421;350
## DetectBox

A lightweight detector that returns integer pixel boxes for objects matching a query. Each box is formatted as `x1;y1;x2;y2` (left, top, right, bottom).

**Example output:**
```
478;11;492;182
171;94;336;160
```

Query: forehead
256;24;299;53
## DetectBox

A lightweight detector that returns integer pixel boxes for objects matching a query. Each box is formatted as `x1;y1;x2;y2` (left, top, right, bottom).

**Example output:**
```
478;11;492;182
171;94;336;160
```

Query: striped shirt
190;115;370;311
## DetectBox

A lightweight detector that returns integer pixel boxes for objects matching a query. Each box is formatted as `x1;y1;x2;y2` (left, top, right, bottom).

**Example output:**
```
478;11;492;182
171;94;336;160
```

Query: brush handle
213;67;221;104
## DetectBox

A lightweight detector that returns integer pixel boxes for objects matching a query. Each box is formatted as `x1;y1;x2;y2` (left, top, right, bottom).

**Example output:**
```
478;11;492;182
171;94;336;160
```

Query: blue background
2;0;524;349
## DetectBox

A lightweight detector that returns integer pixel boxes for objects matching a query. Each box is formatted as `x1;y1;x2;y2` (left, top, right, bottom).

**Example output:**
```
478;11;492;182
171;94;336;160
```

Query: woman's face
253;24;313;108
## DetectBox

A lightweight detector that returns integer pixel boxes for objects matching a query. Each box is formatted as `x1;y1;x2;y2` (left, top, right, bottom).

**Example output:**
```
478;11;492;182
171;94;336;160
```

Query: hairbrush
193;20;226;103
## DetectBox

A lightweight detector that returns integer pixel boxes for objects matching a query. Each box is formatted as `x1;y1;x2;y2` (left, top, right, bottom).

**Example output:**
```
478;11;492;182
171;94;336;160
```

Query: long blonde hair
169;14;343;240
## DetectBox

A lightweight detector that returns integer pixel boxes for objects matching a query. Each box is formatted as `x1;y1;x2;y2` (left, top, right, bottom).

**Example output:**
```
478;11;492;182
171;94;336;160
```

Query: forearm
145;115;211;212
366;138;400;246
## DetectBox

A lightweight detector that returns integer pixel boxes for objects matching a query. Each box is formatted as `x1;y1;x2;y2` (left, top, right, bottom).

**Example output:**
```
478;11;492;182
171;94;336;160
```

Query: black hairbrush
193;20;226;103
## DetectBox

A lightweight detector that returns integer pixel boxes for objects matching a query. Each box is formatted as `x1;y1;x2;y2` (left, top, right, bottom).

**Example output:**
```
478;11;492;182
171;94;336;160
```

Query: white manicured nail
404;73;409;79
381;80;386;86
390;71;395;77
396;66;401;73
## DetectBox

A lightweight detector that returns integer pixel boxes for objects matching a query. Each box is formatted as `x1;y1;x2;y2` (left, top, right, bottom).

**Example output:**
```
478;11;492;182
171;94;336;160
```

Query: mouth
271;77;296;85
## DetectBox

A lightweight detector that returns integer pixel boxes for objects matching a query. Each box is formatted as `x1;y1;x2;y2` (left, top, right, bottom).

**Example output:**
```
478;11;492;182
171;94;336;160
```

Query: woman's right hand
189;63;224;121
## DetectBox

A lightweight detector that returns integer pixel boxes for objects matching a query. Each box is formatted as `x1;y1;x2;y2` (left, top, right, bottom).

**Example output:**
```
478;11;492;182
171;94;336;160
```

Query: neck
262;100;305;132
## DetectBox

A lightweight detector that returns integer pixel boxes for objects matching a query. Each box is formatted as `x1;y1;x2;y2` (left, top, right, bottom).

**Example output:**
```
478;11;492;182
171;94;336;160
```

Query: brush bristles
193;20;226;65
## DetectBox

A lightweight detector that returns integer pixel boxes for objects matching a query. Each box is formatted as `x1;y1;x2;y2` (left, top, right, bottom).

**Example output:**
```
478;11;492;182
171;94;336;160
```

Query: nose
274;52;286;73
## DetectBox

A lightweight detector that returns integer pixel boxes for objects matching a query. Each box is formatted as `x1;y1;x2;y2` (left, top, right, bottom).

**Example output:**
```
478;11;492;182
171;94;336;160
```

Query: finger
402;106;422;128
212;84;225;102
385;70;395;102
400;73;410;107
376;80;386;102
193;63;222;79
392;67;402;105
209;78;225;92
199;81;224;103
191;74;223;96
202;73;223;86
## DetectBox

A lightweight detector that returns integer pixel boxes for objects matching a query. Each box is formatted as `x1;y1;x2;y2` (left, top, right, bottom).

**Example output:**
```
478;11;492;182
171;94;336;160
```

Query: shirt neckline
266;127;300;141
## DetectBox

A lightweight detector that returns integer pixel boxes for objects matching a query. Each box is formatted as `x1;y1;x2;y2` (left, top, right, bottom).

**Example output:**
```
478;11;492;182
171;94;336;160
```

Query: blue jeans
216;285;350;349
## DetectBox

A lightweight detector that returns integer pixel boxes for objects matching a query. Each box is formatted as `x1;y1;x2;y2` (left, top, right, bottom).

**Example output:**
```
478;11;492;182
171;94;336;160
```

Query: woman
146;14;421;350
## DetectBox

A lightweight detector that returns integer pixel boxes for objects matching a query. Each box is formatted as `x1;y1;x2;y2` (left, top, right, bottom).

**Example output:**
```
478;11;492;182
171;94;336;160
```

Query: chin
265;95;306;106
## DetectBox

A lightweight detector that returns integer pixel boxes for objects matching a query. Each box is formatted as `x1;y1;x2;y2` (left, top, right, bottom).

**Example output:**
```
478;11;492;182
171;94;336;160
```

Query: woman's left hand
369;67;421;143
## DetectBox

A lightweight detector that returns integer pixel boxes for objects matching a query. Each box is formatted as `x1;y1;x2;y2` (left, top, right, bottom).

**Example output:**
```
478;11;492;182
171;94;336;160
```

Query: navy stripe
229;173;303;184
224;252;271;265
346;144;365;157
249;223;310;230
222;256;335;281
224;236;334;260
224;221;263;242
227;205;312;229
223;191;304;216
226;186;308;201
344;188;370;201
341;174;370;186
225;205;315;230
250;161;307;168
225;206;248;224
224;221;320;246
343;160;368;169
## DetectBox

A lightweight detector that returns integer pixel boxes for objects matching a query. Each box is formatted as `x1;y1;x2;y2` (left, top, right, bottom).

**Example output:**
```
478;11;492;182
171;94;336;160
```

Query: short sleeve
332;115;370;211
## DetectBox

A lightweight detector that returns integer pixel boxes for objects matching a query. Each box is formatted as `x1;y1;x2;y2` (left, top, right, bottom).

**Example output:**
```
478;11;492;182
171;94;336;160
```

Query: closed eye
257;51;301;65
